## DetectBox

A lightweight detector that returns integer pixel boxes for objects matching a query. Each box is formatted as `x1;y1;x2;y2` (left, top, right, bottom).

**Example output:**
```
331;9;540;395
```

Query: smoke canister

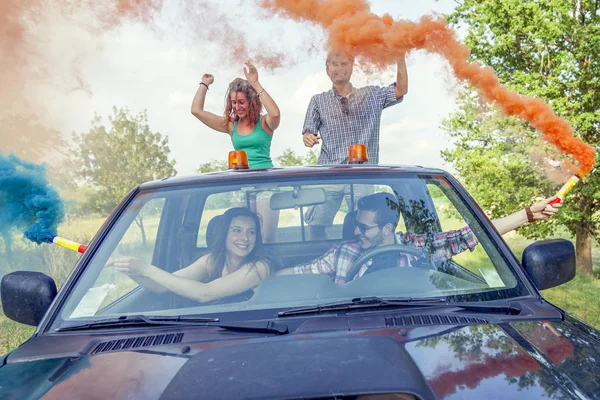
548;175;580;206
52;236;87;253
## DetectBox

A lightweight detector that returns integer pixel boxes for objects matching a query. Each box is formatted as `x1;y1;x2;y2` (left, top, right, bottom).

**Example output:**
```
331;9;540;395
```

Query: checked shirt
292;226;479;285
302;83;403;165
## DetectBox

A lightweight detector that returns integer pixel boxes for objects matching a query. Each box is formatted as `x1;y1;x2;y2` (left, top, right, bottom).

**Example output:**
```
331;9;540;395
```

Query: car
1;146;599;400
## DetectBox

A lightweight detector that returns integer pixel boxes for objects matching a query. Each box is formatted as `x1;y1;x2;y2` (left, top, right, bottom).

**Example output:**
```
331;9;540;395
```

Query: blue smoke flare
0;153;64;244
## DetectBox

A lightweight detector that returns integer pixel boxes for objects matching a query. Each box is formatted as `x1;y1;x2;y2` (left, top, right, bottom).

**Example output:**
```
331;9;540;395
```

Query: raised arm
395;53;408;99
191;73;230;134
244;62;281;132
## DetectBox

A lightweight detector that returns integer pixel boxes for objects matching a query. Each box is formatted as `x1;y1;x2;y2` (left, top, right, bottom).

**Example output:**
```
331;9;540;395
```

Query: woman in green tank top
191;62;281;242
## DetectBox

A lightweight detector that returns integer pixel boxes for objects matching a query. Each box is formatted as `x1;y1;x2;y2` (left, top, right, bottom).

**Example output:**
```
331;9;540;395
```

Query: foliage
196;148;319;173
441;90;559;239
72;107;176;214
445;0;600;272
196;160;228;173
276;148;319;166
0;114;66;163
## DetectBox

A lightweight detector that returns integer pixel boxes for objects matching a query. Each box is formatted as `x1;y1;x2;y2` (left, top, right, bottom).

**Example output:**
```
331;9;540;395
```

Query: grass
1;209;598;356
0;316;35;355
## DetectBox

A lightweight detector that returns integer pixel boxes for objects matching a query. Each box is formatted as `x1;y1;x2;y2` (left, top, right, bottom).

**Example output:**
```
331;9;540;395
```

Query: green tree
196;160;228;173
196;148;318;172
0;114;66;163
72;107;177;215
444;0;600;273
441;90;558;239
276;148;319;166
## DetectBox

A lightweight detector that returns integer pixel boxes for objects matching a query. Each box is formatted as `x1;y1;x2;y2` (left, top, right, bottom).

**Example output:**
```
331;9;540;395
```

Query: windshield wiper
57;315;289;335
444;302;522;315
278;296;445;317
278;297;523;317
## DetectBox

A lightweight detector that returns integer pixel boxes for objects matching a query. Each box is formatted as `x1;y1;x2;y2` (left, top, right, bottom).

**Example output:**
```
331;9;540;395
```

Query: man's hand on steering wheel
345;244;433;283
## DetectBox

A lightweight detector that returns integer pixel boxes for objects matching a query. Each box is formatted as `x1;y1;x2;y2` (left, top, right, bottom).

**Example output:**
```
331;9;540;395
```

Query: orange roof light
228;150;249;170
348;144;368;164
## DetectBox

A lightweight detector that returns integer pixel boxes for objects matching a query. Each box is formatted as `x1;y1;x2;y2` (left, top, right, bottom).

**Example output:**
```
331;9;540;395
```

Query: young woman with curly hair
191;62;281;242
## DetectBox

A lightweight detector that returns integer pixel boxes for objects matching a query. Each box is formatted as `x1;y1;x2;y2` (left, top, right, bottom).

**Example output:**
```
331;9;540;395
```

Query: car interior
82;177;492;318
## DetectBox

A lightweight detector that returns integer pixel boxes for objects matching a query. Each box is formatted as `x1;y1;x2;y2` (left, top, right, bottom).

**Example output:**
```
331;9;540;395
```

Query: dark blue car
1;152;599;399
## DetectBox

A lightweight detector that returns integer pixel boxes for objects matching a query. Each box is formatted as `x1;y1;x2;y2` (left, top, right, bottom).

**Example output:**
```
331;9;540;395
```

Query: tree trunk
575;226;593;275
135;215;147;248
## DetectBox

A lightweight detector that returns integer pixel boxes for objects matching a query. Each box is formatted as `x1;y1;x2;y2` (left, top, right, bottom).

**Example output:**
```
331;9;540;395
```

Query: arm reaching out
112;255;269;303
491;196;562;235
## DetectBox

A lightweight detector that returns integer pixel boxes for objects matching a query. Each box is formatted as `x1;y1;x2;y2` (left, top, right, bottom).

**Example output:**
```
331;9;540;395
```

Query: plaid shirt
293;226;479;285
302;83;403;165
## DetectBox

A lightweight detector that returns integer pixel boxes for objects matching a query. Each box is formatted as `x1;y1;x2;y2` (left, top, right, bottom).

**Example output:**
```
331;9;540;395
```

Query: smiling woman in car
109;207;277;304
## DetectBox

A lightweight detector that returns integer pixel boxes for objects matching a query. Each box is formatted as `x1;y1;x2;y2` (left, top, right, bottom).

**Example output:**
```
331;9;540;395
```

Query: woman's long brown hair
206;207;277;281
223;78;263;128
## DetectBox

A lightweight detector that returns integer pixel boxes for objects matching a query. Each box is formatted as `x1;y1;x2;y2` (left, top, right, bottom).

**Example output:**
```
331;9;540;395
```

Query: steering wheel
345;244;431;283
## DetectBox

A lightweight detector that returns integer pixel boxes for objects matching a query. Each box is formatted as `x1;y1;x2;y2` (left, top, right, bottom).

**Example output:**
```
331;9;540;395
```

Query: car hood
1;317;599;400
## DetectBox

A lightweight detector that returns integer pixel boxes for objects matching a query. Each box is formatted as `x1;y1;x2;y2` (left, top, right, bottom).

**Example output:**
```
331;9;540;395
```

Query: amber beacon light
348;144;368;164
228;150;249;170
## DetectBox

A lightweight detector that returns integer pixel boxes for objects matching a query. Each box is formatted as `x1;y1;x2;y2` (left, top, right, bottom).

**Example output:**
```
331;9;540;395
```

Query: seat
206;215;224;249
342;210;357;241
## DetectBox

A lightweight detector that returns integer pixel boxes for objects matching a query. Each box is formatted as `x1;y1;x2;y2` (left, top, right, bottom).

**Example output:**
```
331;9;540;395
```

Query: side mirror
1;271;57;326
522;239;576;290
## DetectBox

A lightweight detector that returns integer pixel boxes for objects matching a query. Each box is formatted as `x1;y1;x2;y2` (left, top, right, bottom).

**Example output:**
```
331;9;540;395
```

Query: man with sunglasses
301;49;408;240
278;192;561;285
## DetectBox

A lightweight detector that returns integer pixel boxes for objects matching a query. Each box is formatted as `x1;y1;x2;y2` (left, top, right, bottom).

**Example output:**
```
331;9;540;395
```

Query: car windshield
53;171;528;328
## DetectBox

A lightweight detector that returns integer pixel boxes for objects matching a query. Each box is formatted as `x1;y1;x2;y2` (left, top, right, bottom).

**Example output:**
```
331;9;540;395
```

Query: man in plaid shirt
278;192;561;285
301;49;408;239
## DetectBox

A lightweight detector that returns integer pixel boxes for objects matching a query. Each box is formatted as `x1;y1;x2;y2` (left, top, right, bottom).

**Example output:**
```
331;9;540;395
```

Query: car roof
139;164;451;190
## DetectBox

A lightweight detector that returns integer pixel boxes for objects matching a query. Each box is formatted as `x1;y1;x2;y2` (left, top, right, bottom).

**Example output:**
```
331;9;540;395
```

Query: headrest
342;210;357;241
206;215;223;249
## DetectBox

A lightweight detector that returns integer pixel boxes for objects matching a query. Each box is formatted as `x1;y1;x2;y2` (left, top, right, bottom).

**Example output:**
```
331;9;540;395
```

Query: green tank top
231;116;274;169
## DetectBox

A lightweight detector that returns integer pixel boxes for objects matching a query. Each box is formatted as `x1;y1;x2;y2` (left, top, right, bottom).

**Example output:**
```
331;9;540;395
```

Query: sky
16;0;463;177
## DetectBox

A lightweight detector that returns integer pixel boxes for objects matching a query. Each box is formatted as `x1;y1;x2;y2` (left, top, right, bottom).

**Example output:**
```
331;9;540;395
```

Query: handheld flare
52;236;87;254
548;175;581;206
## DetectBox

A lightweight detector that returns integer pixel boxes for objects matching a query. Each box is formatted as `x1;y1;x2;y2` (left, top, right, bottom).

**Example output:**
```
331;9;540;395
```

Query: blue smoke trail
0;153;64;244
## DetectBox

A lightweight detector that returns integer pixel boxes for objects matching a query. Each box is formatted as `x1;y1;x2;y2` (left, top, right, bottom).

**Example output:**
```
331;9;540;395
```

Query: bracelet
199;82;209;90
257;88;264;97
525;207;534;223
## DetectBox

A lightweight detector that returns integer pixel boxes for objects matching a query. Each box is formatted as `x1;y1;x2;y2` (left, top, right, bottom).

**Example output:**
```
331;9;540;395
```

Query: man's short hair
325;49;356;66
357;192;401;229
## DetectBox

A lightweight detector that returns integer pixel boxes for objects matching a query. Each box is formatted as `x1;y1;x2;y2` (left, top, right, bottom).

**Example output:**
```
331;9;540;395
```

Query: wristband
525;207;534;223
199;82;209;90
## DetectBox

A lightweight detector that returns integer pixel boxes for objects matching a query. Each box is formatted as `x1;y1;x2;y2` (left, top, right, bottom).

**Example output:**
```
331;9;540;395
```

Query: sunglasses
355;220;379;235
340;97;349;115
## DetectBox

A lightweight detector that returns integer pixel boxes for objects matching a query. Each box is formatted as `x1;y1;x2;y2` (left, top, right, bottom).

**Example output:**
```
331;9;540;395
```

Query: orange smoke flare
261;0;596;176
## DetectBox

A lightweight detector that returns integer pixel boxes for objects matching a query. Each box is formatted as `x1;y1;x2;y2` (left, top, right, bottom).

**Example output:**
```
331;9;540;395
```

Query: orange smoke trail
0;1;288;123
262;0;596;176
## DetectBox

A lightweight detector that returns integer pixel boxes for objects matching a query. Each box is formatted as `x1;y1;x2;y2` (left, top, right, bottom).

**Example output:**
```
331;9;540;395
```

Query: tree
196;160;228;173
276;148;319;166
441;90;559;239
445;0;600;273
196;148;319;172
0;114;67;163
72;107;177;215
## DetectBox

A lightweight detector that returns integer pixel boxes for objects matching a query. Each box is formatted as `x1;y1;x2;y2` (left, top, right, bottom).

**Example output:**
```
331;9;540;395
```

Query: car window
54;173;526;329
197;184;402;244
68;198;166;318
426;181;506;288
